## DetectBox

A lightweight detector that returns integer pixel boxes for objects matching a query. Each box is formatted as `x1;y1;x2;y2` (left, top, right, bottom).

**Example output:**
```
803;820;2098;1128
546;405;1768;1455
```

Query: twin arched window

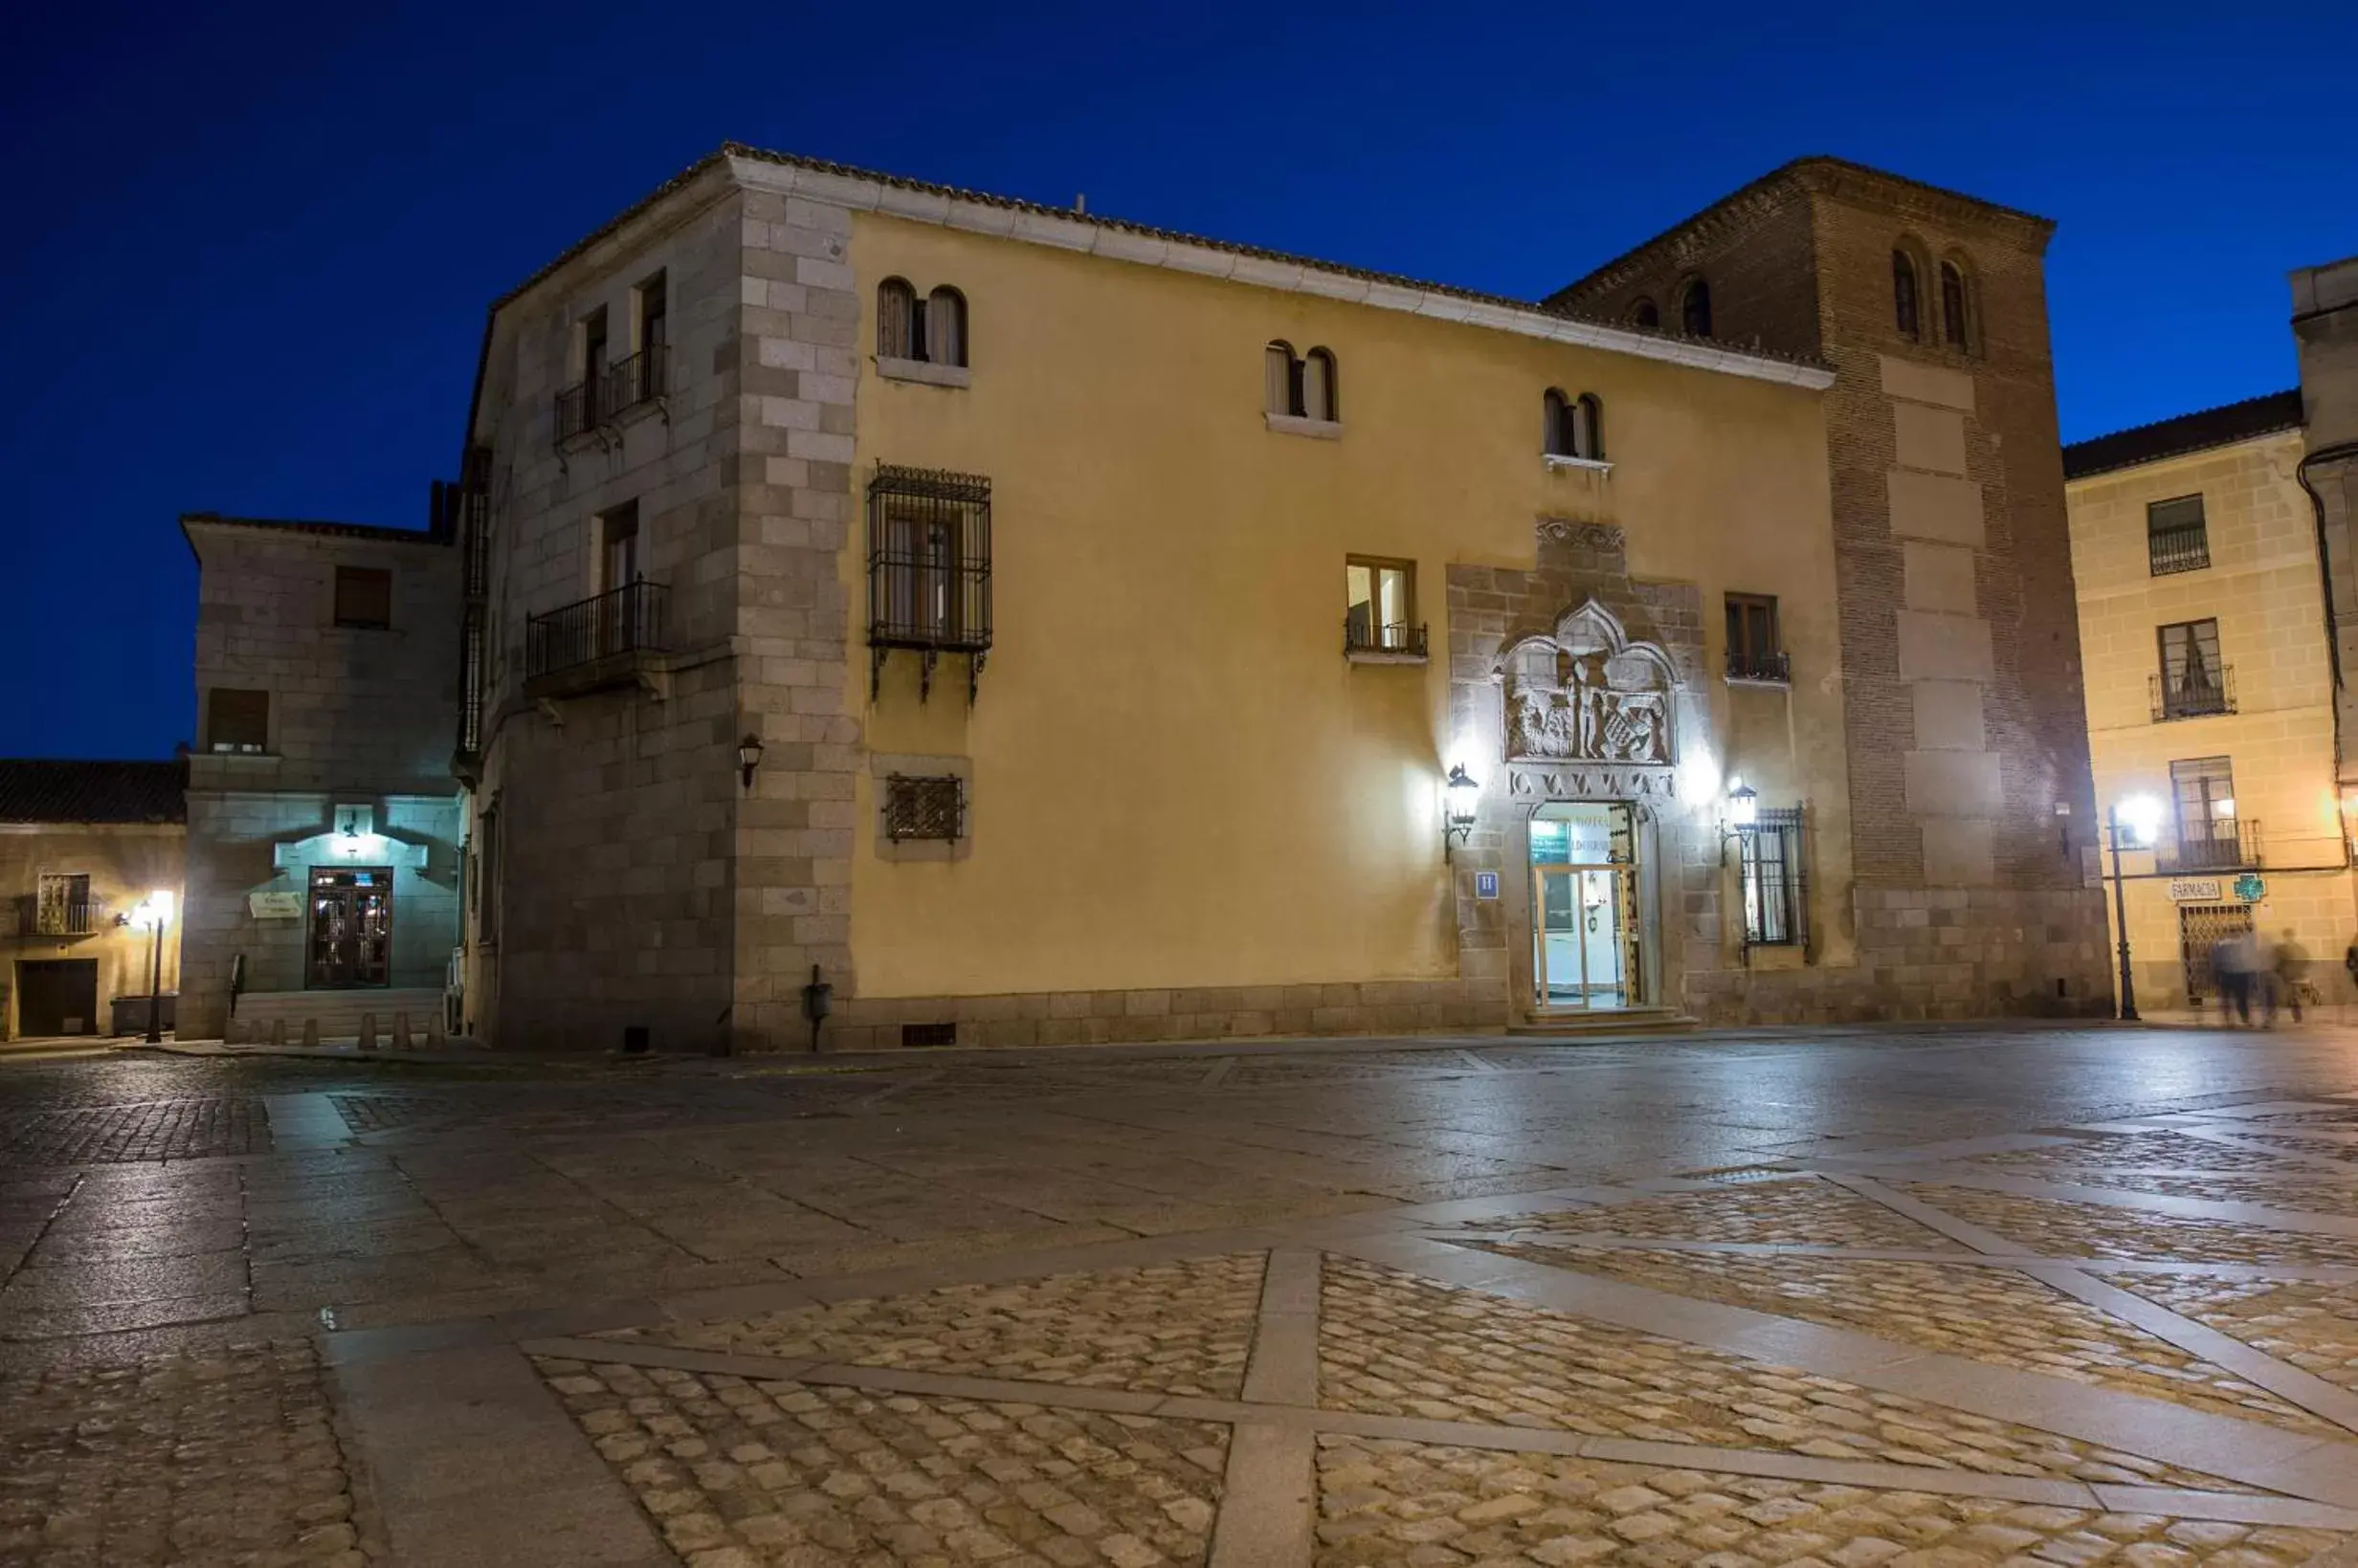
1892;242;1976;352
878;278;968;367
1892;248;1922;341
1680;278;1713;338
1939;258;1972;351
1544;389;1605;462
1265;341;1339;422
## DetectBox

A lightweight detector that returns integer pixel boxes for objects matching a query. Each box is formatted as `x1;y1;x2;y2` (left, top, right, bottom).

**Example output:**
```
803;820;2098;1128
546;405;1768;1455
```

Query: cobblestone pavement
0;1337;367;1566
606;1253;1263;1398
1461;1244;2335;1433
1310;1438;2344;1568
1316;1257;2254;1488
1894;1184;2358;1266
5;1031;2358;1566
1461;1180;1969;1250
537;1359;1227;1567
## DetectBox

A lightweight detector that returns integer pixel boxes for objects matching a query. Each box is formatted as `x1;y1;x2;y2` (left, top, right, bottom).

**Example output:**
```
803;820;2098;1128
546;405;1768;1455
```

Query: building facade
0;761;185;1039
2061;254;2358;1009
445;145;2113;1052
177;515;464;1042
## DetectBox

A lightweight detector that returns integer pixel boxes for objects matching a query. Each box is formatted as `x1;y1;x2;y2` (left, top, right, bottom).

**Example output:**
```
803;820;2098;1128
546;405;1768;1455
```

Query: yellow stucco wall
0;825;183;1038
843;212;1848;999
2067;429;2358;1004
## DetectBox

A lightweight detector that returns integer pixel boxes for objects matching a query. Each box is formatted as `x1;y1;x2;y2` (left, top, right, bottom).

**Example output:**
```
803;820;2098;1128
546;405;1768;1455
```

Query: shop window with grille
882;774;965;843
1738;806;1807;949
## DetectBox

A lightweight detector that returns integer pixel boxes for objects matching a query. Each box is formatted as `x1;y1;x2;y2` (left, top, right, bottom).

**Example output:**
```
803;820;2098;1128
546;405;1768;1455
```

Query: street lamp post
2106;796;2163;1024
130;891;173;1044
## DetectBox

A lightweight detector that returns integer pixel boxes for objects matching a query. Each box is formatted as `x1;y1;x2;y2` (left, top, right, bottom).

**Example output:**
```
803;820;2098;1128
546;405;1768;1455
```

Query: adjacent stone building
446;144;2113;1051
0;761;185;1039
2060;253;2358;1009
177;515;463;1041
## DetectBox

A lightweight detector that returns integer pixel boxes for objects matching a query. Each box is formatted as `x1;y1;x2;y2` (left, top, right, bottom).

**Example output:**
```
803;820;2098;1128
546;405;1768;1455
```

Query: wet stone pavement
0;1026;2356;1567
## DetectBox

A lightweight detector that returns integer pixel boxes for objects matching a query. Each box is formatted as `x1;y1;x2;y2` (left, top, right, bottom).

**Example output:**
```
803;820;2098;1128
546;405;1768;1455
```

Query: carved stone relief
1496;600;1679;765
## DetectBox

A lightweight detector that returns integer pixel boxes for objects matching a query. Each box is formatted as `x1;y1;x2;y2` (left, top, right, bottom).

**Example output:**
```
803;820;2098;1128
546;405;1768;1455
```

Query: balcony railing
552;346;669;443
1727;648;1791;683
33;896;94;937
2159;817;2262;872
1346;619;1429;657
2147;521;2211;577
2152;666;2236;721
524;581;668;683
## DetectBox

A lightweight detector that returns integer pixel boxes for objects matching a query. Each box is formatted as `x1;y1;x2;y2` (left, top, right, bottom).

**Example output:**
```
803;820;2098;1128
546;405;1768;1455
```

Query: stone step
1505;1007;1698;1037
228;989;447;1043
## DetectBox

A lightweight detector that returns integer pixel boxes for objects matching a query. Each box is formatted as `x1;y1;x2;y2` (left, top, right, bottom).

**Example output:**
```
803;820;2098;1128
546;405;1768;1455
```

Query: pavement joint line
1209;1424;1314;1568
1817;1171;2029;1254
1240;1247;1320;1406
1328;1229;2358;1506
2019;1261;2358;1436
513;1330;2358;1526
1195;1056;1238;1090
1410;1228;2358;1280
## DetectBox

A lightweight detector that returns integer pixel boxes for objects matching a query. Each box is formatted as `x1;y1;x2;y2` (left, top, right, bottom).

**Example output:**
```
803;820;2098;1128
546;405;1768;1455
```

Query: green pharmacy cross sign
2234;872;2266;903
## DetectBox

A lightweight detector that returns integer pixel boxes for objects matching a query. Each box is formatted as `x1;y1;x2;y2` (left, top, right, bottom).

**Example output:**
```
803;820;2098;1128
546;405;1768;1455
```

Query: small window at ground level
1724;593;1786;682
1739;806;1807;948
883;774;965;841
333;566;392;629
1346;558;1419;654
2147;495;2209;576
206;687;270;753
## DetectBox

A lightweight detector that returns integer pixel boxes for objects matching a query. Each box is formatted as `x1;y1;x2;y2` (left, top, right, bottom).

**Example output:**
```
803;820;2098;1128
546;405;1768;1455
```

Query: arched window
1574;394;1604;461
1265;341;1299;416
926;287;968;367
1544;388;1571;456
1940;258;1972;350
878;278;918;360
1680;278;1713;338
1302;347;1338;422
1892;249;1921;341
1630;298;1660;329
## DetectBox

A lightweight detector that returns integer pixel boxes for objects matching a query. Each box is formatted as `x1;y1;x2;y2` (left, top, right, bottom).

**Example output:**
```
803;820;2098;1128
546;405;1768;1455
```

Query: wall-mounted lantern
1444;764;1479;858
738;734;765;792
1718;777;1758;867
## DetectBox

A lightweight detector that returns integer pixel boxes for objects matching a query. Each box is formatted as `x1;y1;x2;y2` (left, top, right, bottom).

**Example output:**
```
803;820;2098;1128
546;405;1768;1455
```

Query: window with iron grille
883;774;965;842
2147;495;2210;576
869;465;991;699
1738;806;1807;948
2156;618;2230;718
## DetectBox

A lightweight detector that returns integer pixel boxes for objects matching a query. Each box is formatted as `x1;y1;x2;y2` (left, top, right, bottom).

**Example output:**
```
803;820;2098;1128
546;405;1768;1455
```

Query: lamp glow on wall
2105;792;2165;1023
1443;764;1479;858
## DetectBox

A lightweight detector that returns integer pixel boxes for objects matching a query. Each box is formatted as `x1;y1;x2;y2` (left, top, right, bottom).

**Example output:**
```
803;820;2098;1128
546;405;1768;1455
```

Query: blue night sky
4;0;2353;760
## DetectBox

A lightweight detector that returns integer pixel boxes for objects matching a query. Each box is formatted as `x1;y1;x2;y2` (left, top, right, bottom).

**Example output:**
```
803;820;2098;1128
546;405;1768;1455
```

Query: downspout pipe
2295;440;2358;872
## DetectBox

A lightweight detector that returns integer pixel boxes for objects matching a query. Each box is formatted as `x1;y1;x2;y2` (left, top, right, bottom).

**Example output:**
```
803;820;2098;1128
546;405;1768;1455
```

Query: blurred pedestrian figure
2275;930;2306;1024
2216;930;2258;1026
2345;936;2358;1020
2211;936;2238;1025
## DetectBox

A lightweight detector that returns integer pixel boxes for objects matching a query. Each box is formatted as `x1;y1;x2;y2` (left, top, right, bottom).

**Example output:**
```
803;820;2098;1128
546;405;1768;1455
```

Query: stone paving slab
1309;1436;2348;1568
1316;1257;2258;1491
602;1252;1266;1399
1967;1134;2302;1175
535;1358;1228;1567
2107;1275;2358;1400
1459;1244;2339;1437
2054;1174;2358;1222
1460;1180;1970;1251
1896;1187;2358;1267
0;1337;367;1566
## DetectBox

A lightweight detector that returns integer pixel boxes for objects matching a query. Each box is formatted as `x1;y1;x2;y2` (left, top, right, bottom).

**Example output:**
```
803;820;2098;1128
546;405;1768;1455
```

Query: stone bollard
359;1013;376;1051
270;1018;288;1049
301;1017;320;1049
393;1012;412;1051
427;1011;448;1049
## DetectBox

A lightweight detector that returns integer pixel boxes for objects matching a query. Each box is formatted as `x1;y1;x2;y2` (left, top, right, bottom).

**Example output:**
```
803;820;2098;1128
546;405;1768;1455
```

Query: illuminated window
1346;558;1421;654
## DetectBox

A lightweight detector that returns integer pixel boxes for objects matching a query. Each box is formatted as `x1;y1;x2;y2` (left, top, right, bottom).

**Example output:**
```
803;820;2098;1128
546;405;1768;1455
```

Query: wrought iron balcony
1345;619;1429;658
2159;817;2262;872
553;348;670;445
2147;521;2211;577
30;894;94;938
2152;666;2236;721
867;465;993;703
523;581;669;697
1727;648;1791;684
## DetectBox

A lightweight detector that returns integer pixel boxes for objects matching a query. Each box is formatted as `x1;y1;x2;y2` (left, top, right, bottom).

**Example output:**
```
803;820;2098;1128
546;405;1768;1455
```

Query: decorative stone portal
1524;800;1658;1012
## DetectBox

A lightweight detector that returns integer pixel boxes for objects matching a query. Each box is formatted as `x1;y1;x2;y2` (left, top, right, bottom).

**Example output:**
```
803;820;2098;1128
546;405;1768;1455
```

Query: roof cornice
721;148;1834;391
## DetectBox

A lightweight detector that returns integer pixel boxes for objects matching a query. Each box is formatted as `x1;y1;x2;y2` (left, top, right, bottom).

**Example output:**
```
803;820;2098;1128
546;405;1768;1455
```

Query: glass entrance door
1530;803;1644;1011
308;868;392;989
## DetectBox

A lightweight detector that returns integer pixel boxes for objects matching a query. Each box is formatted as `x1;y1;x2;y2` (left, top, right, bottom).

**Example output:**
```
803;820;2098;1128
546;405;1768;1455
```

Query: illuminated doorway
1529;803;1643;1010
